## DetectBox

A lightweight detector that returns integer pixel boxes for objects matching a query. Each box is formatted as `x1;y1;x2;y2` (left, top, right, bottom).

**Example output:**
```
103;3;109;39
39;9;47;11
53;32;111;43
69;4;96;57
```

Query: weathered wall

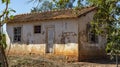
6;10;106;61
78;10;106;61
6;18;78;57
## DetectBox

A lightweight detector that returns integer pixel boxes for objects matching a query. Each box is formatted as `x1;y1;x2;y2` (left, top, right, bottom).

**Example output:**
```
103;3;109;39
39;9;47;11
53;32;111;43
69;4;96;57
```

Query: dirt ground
8;54;120;67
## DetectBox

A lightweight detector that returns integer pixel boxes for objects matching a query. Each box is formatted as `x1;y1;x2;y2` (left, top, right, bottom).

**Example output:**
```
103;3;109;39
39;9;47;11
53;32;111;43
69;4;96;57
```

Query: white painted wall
6;18;79;56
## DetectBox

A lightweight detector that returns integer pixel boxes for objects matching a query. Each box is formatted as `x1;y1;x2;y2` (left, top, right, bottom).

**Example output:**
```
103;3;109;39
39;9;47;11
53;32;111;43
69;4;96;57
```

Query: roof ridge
15;6;94;16
8;6;96;23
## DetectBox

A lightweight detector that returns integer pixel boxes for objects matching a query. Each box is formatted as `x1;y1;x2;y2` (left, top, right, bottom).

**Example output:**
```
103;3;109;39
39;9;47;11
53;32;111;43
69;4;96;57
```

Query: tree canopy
88;0;120;55
30;0;77;12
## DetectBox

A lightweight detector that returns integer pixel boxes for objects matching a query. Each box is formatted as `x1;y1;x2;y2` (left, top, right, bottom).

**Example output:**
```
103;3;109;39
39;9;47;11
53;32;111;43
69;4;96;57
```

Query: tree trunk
116;54;118;67
0;45;8;67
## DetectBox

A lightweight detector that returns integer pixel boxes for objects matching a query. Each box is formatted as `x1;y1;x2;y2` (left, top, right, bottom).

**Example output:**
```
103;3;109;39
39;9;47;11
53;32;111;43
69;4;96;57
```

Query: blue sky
1;0;118;15
0;0;79;15
9;0;35;14
0;0;36;33
0;0;35;15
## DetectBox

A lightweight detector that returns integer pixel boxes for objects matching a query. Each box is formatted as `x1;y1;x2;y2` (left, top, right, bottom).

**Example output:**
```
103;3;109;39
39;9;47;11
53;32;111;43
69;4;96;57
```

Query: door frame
46;25;55;53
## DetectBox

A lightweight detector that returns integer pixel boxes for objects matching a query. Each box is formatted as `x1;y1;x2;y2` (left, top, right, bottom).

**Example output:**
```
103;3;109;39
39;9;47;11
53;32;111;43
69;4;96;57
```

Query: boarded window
14;27;21;42
87;23;98;43
34;25;41;33
88;31;98;43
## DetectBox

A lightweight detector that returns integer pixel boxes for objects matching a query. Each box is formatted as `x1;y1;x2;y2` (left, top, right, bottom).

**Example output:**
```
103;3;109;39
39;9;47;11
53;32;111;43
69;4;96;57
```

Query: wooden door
46;27;55;53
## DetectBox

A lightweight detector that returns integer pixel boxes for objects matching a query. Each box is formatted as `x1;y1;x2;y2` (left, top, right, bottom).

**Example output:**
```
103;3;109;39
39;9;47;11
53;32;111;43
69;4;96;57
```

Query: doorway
46;27;55;53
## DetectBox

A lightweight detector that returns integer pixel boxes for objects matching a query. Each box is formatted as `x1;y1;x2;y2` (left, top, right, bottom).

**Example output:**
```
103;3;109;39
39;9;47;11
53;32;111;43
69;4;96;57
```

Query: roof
7;6;96;23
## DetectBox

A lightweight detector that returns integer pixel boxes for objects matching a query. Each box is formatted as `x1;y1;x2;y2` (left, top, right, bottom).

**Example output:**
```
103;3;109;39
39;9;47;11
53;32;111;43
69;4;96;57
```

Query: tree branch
0;0;9;18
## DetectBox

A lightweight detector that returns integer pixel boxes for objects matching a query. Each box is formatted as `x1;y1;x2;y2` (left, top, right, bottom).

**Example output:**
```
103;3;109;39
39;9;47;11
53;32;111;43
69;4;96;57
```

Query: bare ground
8;54;120;67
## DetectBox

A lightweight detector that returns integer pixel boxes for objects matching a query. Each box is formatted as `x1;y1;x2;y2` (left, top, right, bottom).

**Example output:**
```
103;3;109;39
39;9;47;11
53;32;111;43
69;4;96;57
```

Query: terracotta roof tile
7;6;96;23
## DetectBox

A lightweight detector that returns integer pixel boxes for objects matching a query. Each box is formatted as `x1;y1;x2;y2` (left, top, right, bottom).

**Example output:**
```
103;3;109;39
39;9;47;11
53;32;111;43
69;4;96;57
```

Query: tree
53;0;75;8
28;0;42;7
31;7;40;13
0;0;11;67
40;1;53;11
87;0;120;67
30;0;76;12
87;0;120;53
31;1;54;12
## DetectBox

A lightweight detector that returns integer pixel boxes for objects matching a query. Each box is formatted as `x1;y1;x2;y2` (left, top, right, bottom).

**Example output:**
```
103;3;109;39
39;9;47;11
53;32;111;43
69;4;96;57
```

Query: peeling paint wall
78;10;106;61
6;18;78;56
54;43;78;56
6;10;106;61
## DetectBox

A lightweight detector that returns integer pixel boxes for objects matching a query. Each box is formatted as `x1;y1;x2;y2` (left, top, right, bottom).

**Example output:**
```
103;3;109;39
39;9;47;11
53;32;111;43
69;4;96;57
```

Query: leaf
9;9;16;13
10;15;14;19
8;0;10;4
1;0;6;3
1;0;10;4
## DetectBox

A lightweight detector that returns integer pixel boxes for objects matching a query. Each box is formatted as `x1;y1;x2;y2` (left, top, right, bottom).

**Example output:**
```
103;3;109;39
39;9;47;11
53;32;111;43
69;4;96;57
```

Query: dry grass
8;54;120;67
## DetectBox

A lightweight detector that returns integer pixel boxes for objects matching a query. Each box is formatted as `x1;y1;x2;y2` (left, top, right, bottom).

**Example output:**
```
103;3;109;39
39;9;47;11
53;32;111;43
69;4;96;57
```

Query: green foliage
9;15;14;19
53;0;70;8
0;34;7;49
0;0;10;66
1;0;10;3
0;0;13;49
30;0;76;12
2;0;6;3
106;29;120;55
88;0;120;58
31;1;54;12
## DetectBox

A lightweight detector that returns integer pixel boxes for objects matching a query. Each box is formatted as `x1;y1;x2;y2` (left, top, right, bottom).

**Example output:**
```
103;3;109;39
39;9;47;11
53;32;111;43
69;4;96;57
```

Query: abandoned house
6;6;106;61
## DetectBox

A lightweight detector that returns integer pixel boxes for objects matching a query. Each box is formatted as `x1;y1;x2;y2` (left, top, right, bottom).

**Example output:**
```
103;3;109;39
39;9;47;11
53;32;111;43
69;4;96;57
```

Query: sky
9;0;35;14
0;0;35;15
1;0;118;16
0;0;79;15
0;0;36;33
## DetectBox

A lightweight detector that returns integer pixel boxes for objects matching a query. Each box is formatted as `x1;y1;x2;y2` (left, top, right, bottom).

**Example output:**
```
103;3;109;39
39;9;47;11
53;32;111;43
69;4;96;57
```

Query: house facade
6;6;106;61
